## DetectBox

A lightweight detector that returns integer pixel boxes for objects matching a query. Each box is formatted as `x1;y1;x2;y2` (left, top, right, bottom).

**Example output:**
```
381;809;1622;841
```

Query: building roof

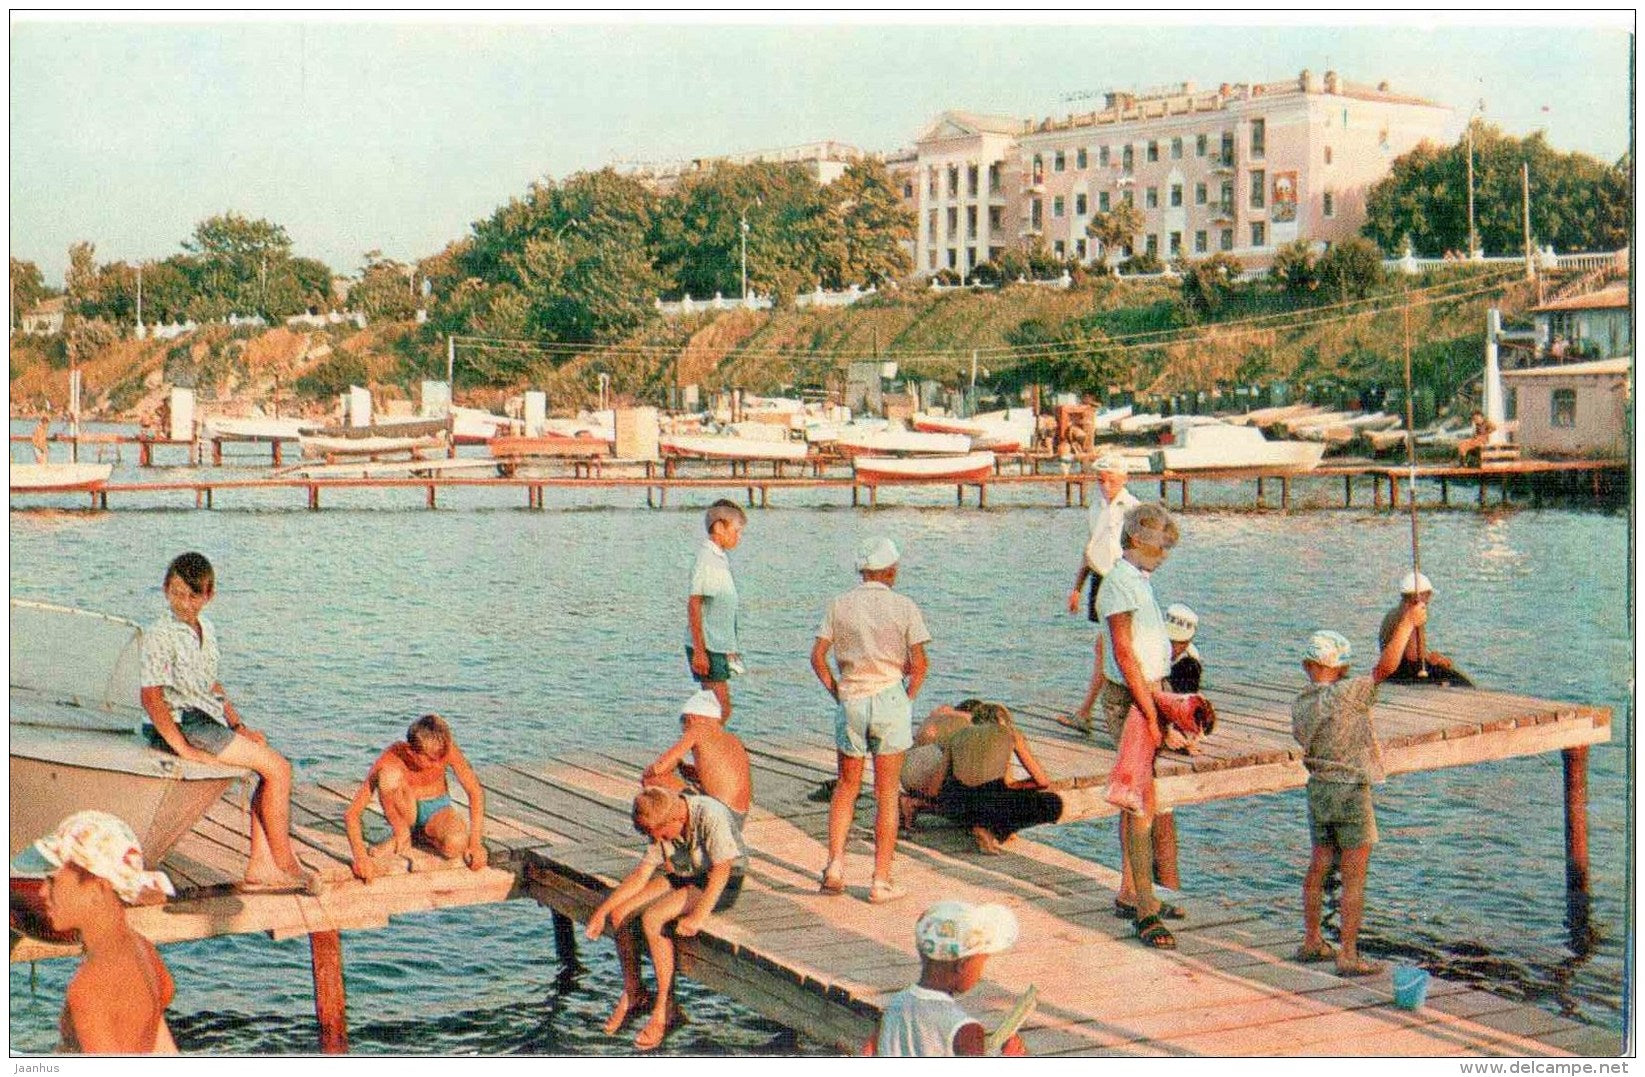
918;111;1027;143
1531;285;1630;313
1501;357;1631;379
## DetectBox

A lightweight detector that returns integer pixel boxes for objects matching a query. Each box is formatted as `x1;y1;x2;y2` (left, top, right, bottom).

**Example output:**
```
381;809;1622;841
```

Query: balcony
1211;154;1237;175
1209;201;1237;223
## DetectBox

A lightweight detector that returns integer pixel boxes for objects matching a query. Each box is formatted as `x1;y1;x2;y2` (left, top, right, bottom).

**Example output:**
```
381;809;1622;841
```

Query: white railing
1383;247;1627;276
285;311;369;330
655;284;881;317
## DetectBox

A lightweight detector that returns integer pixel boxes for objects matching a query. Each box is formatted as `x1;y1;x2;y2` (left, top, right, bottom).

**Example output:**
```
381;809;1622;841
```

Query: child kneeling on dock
344;714;488;881
1291;600;1426;978
868;900;1027;1056
586;787;749;1051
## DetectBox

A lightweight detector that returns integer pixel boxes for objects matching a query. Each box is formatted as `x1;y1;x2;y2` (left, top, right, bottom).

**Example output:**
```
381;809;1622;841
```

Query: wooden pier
9;682;1615;1056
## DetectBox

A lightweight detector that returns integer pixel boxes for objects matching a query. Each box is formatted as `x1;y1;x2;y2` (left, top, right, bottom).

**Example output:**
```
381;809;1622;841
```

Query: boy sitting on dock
1291;601;1427;977
1164;603;1202;693
640;690;753;821
868;900;1027;1056
686;499;747;722
343;714;488;882
586;787;749;1051
1378;572;1473;687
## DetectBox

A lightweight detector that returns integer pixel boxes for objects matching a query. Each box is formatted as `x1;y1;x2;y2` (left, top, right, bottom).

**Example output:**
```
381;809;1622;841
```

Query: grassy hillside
11;265;1540;421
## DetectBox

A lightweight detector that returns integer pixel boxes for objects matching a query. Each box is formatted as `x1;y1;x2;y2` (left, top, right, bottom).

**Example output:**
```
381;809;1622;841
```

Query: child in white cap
641;689;753;825
1164;602;1202;693
11;811;179;1053
811;535;932;904
869;900;1028;1056
1291;600;1427;978
1378;572;1472;686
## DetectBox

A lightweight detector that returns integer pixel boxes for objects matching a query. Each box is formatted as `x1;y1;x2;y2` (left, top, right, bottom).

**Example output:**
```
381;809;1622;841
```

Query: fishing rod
1400;294;1428;679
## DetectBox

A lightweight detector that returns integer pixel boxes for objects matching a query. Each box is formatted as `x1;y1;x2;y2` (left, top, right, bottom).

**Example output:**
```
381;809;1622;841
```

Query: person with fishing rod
1377;573;1473;687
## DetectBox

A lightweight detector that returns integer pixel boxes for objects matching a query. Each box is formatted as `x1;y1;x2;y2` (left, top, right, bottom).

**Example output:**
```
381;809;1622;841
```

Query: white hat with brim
856;536;900;572
1092;454;1129;476
1304;630;1353;669
915;900;1019;961
681;689;723;721
1400;571;1434;595
9;810;175;906
1164;603;1199;642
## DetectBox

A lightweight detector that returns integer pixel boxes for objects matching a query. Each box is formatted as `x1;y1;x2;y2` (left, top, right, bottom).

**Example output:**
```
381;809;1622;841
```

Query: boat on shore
659;434;811;463
911;408;1037;452
299;417;451;461
204;416;307;442
10;601;245;937
450;407;519;445
1150;419;1326;474
10;462;115;493
832;425;971;457
489;434;611;460
854;451;996;483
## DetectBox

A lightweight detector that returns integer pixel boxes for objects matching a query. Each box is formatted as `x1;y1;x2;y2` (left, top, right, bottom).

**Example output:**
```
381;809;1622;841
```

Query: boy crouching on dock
1291;600;1426;977
586;787;749;1051
869;900;1027;1056
344;714;488;882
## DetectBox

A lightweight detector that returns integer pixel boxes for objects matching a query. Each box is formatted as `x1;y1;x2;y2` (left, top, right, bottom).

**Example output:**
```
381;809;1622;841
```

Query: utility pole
740;214;749;306
1521;161;1534;280
447;335;456;388
1466;121;1478;259
135;264;144;339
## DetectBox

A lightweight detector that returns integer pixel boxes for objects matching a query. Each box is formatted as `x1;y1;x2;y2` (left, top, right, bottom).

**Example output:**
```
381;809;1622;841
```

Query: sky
8;12;1635;286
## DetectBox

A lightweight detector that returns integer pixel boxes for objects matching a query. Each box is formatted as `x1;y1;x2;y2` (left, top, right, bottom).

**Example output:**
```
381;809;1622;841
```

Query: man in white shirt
811;536;931;904
1059;454;1140;731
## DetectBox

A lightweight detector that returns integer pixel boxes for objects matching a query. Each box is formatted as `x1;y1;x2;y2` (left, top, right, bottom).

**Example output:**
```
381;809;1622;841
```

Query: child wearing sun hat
869;900;1027;1056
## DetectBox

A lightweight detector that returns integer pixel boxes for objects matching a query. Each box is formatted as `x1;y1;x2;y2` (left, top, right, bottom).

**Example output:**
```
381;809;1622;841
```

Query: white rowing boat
204;416;308;442
911;408;1037;452
1151;420;1326;474
658;434;811;463
854;451;996;483
11;462;114;493
833;426;972;456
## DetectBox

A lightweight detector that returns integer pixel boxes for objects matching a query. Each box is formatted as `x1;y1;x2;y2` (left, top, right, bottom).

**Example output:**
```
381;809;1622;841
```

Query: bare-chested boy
640;690;753;819
344;714;488;882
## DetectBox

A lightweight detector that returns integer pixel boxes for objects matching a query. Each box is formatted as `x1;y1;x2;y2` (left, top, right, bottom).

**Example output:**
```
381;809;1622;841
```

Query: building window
947;166;959;198
1054;150;1066;172
1324;146;1333;166
1551;389;1577;428
1250;118;1266;158
928;170;938;199
1077;147;1088;169
1147;140;1160;162
1505;387;1518;421
967;165;979;198
1196;133;1208;157
947;248;958;269
1194;230;1208;253
1053;196;1066;218
1099;145;1111;167
1054;239;1066;258
1171;136;1183;159
946;207;958;239
929;250;938;270
1220;228;1234;251
903;182;913;199
1122;189;1134;206
1075;193;1088;215
1221;131;1235;165
1076;238;1088;259
988;163;1002;194
1146;234;1159;256
927;209;938;236
1250;169;1266;209
1195;182;1207;205
1170;231;1182;255
1122;145;1134;170
1323;192;1335;218
1251;222;1267;247
1029;199;1042;229
1220;180;1235;210
1146;187;1159;209
1099;191;1111;212
1171;184;1183;207
988;206;1003;231
966;205;978;239
1032;155;1044;184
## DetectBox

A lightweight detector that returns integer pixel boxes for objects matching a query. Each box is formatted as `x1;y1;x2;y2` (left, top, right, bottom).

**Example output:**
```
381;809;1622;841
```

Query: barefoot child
585;787;748;1051
868;900;1027;1056
344;714;488;882
1164;603;1202;693
1292;600;1427;977
640;690;753;819
139;552;316;895
686;499;747;721
11;811;180;1053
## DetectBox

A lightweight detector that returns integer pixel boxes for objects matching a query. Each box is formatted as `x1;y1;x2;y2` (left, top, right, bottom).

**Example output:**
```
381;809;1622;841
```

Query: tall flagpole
1401;295;1428;679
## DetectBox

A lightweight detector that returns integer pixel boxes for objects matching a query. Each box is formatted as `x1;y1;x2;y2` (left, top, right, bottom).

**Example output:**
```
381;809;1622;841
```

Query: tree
1085;201;1146;270
182;212;294;317
820;158;915;287
10;258;48;329
1317;236;1386;301
1363;121;1631;256
1002;318;1127;396
1177;253;1245;317
1269;239;1319;295
351;251;419;321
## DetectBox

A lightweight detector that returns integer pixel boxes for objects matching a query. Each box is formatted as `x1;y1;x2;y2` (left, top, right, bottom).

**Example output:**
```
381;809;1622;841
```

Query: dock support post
205;488;213;510
1440;478;1449;505
308;485;320;511
212;439;223;467
426;484;436;510
976;483;988;509
552;911;581;968
747;486;756;508
1064;482;1073;507
139;441;153;467
852;485;859;507
1158;479;1167;500
1153;812;1180;889
309;929;349;1054
1280;476;1291;511
272;441;283;467
1478;474;1487;508
195;488;203;510
870;485;878;508
1389;476;1400;511
1180;479;1189;511
98;491;109;510
1256;476;1264;505
1562;746;1593;947
1342;474;1351;508
955;484;964;507
1373;474;1383;510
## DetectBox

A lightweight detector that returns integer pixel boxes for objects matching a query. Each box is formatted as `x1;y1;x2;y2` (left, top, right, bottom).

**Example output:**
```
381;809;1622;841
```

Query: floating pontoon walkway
10;682;1616;1056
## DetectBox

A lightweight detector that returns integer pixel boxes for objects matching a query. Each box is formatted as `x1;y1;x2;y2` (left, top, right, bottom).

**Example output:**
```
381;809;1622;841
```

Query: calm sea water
7;435;1633;1052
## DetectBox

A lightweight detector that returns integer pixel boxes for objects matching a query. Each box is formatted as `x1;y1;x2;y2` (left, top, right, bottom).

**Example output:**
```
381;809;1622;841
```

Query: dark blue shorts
144;707;237;756
685;647;732;684
666;869;744;912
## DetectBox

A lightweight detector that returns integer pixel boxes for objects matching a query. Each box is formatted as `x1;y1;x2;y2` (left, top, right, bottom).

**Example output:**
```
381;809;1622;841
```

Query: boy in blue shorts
1292;600;1426;977
686;499;747;722
343;714;489;882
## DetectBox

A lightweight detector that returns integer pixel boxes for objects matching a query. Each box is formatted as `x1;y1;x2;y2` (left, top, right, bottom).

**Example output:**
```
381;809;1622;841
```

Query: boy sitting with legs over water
344;714;488;882
1292;599;1426;977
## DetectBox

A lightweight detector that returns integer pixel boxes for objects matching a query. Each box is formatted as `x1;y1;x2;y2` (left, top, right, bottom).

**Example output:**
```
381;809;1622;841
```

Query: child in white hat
640;690;754;825
1377;572;1472;686
869;900;1027;1056
1163;602;1202;693
11;811;179;1053
1291;600;1426;978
